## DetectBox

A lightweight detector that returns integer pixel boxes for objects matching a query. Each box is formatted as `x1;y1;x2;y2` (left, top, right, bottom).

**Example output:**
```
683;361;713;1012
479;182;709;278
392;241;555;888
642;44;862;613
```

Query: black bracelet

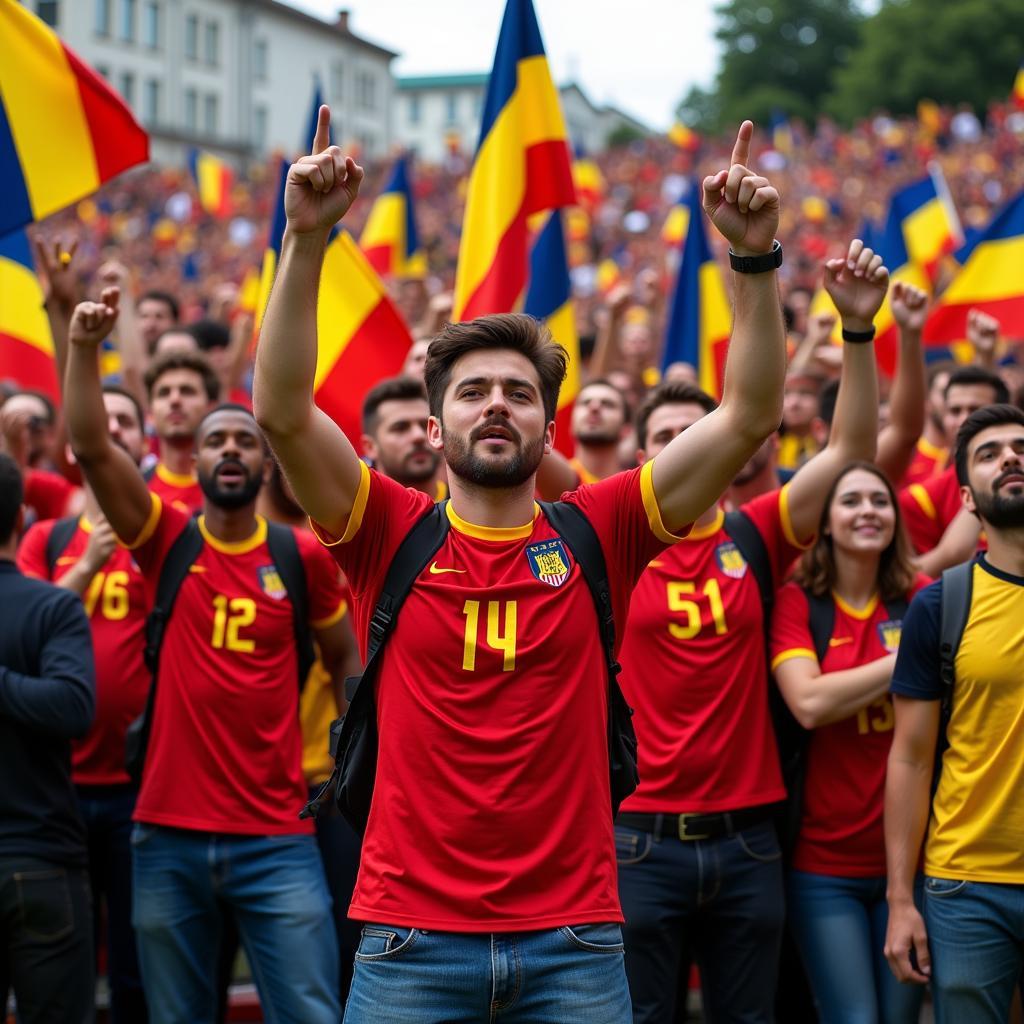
841;325;876;344
728;240;783;274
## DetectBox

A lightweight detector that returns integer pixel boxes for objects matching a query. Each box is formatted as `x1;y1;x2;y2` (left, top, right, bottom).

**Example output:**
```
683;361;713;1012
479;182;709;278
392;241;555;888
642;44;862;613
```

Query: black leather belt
615;804;781;842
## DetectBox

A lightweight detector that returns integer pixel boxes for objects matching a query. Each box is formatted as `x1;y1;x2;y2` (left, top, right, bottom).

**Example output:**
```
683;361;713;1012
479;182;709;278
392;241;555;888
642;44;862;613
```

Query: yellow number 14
462;600;517;672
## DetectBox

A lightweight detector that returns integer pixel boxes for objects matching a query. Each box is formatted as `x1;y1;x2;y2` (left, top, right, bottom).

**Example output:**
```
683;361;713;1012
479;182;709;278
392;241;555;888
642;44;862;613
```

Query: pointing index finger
731;120;753;168
311;104;331;155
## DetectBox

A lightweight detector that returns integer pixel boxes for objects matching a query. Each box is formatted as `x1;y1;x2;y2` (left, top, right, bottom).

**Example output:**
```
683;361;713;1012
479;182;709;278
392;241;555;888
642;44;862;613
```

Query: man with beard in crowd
568;379;632;484
64;286;352;1024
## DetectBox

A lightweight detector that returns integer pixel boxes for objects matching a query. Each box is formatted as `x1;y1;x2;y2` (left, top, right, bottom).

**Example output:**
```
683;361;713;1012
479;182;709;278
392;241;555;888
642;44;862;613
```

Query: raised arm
876;282;927;484
64;288;154;545
784;239;887;541
253;105;366;537
33;236;80;384
96;260;149;411
650;121;786;531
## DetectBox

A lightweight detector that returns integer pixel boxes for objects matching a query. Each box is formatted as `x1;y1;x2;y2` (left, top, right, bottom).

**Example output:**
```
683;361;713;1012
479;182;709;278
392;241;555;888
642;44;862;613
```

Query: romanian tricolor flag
925;190;1024;345
314;230;413;446
0;229;58;399
888;171;961;282
524;210;579;452
0;0;148;237
596;258;623;297
453;0;575;322
668;122;700;152
660;181;731;398
572;147;605;210
661;204;690;247
359;155;426;278
188;149;234;218
770;112;793;156
254;159;289;332
1014;64;1024;110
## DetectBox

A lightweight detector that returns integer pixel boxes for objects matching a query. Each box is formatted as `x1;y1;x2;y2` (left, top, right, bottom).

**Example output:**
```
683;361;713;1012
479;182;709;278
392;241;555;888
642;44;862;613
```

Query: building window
356;72;375;111
119;0;135;42
330;61;344;101
142;1;159;48
203;93;218;135
36;1;59;26
184;88;198;132
254;39;268;81
119;71;135;107
204;20;219;66
143;78;160;124
446;93;458;124
96;64;110;80
184;13;198;59
95;0;111;36
407;95;420;125
253;105;268;147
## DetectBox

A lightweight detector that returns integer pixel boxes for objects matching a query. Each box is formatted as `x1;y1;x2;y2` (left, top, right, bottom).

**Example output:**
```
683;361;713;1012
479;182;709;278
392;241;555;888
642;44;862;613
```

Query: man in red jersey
64;289;352;1024
18;384;151;1023
253;106;786;1023
614;237;888;1023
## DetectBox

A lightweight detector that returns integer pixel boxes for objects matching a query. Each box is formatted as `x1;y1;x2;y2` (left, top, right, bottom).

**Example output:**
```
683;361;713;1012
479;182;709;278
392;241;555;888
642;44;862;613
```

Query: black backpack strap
265;521;315;688
142;462;156;482
804;589;836;665
45;515;80;574
724;509;775;620
935;560;973;786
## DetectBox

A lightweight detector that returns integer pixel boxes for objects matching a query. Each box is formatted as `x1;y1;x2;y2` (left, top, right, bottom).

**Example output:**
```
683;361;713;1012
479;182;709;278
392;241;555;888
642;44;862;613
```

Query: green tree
829;0;1024;122
675;84;720;133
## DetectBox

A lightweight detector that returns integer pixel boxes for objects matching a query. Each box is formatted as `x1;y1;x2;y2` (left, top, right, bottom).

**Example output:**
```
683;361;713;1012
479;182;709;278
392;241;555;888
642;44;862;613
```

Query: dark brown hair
635;380;717;450
423;314;567;422
362;376;428;435
144;350;220;403
954;403;1024;486
795;460;917;602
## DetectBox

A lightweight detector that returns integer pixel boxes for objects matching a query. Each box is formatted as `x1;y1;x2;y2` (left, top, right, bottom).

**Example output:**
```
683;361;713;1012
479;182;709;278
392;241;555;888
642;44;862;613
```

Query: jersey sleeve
24;469;78;521
296;530;349;628
769;582;818;672
899;482;943;555
742;484;813;586
890;581;943;700
123;493;191;579
16;519;54;580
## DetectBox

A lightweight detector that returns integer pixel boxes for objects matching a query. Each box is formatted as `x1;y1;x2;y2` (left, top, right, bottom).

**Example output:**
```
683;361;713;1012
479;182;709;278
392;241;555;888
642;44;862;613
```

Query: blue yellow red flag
572;146;605;210
453;0;575;322
661;204;690;247
1014;64;1024;110
360;155;426;278
889;170;962;282
0;229;58;399
188;149;234;218
770;111;793;156
661;182;732;399
0;0;148;237
668;122;700;152
254;159;289;332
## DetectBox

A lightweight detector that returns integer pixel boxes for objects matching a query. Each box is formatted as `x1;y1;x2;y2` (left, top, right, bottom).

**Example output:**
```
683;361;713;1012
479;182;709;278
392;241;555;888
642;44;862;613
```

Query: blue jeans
76;783;147;1024
615;819;785;1023
924;875;1024;1024
788;870;924;1024
131;825;339;1024
343;922;632;1023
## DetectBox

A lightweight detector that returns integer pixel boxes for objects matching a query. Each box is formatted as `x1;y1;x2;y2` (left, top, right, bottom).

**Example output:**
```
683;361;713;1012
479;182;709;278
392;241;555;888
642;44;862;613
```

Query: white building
21;0;398;166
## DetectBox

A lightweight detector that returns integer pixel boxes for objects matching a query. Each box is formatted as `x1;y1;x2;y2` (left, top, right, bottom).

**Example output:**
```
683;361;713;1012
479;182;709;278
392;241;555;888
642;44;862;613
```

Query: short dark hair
635;381;717;450
188;319;231;351
362;376;428;436
578;377;632;424
944;365;1009;405
197;403;268;451
144;351;220;403
927;359;957;389
424;314;567;422
138;290;180;321
0;453;23;545
954;403;1024;486
102;384;145;433
10;389;56;425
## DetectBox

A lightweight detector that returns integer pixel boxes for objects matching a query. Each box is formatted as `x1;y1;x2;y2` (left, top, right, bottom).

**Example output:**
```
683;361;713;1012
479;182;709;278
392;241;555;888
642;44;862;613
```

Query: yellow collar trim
445;501;539;541
685;507;725;541
156;462;197;488
916;436;947;463
198;514;267;555
832;590;879;621
78;514;93;535
569;457;601;486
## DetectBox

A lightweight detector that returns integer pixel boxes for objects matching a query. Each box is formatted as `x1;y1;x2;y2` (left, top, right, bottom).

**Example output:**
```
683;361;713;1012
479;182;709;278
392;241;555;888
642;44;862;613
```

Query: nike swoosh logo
429;562;467;575
648;559;665;568
829;637;854;647
189;565;207;574
55;556;78;566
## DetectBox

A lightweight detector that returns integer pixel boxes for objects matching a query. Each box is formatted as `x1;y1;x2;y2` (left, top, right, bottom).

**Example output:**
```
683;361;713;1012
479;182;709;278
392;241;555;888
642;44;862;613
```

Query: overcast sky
284;1;721;130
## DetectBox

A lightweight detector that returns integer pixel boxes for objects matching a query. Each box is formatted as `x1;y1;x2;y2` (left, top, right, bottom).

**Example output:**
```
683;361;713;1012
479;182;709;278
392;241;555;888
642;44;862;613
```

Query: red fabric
617;489;801;814
24;469;77;522
898;466;965;554
315;467;673;931
146;465;204;515
131;500;344;834
18;519;147;785
0;333;59;401
901;442;946;488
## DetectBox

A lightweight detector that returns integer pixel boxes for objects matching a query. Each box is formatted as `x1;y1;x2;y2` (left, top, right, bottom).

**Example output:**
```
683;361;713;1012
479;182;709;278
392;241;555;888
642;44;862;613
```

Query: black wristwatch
728;240;783;274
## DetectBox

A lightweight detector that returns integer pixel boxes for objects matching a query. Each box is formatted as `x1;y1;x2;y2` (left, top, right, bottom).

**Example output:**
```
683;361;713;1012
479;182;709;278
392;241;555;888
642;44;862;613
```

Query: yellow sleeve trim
309;461;371;547
779;483;815;550
771;647;818;672
125;493;162;550
909;483;938;521
312;599;348;630
640;459;690;545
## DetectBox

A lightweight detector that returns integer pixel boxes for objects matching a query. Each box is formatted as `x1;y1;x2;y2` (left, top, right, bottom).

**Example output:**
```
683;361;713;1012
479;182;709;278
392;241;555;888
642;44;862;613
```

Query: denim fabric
342;922;632;1023
788;870;924;1024
615;819;785;1023
131;825;339;1024
76;783;147;1024
0;856;95;1024
924;875;1024;1024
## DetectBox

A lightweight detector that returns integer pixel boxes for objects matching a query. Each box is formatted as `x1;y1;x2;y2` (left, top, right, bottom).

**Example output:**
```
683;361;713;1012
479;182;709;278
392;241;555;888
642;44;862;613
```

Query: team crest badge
877;619;902;653
258;565;287;600
526;539;572;588
715;542;748;579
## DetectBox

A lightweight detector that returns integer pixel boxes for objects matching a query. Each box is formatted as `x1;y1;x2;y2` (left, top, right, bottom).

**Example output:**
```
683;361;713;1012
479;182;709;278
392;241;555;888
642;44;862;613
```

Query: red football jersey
618;487;808;814
899;465;964;554
147;462;204;515
24;469;78;523
770;577;928;876
18;516;148;785
126;497;346;834
312;461;682;931
901;436;947;488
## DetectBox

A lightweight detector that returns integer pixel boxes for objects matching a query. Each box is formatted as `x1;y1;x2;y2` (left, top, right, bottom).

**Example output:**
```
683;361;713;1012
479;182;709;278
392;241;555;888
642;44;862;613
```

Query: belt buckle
677;813;710;841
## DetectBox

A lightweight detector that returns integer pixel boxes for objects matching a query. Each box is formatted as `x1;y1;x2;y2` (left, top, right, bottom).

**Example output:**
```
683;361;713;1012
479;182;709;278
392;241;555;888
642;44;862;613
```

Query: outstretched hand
70;286;120;349
284;105;364;236
702;121;780;256
823;239;889;331
33;236;80;309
